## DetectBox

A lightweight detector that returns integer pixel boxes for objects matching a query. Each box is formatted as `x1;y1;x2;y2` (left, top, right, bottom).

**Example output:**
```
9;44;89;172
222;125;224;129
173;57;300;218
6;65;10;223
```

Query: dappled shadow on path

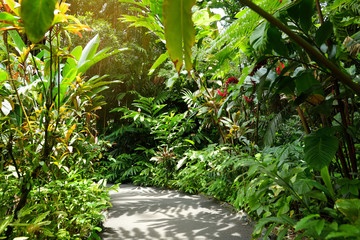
100;184;253;240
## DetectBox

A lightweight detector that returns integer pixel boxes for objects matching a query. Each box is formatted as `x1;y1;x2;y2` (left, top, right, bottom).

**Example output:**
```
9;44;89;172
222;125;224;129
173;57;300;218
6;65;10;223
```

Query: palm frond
181;89;198;108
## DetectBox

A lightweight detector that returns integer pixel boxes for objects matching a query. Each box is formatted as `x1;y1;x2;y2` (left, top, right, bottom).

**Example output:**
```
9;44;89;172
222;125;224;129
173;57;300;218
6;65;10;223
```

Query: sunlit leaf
4;0;20;16
163;0;195;73
1;99;12;115
0;12;19;22
149;52;169;75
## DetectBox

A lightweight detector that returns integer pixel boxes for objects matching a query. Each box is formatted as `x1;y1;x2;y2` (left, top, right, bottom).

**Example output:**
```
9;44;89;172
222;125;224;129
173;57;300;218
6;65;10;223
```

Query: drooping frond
208;0;285;56
119;0;165;39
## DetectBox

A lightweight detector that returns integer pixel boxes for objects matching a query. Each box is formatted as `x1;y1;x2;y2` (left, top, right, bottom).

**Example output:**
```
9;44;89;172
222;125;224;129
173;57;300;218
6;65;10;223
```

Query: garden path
100;184;254;240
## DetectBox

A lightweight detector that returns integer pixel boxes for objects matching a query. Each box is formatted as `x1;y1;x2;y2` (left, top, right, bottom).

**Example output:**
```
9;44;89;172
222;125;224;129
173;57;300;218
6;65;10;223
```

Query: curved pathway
100;184;254;240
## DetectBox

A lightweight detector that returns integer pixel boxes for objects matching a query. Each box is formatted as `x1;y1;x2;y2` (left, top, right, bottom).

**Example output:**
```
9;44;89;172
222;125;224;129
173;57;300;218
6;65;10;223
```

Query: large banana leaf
163;0;195;73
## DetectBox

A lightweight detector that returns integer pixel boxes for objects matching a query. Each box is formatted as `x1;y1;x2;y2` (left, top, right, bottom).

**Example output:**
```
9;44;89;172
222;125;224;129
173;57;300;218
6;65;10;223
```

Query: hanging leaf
267;25;288;56
163;0;195;73
298;0;314;33
304;127;339;171
315;21;333;46
21;0;57;43
287;0;314;33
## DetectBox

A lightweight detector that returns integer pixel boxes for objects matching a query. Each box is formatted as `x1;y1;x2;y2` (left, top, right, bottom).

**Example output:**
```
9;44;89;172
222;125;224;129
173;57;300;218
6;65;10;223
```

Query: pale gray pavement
100;184;255;240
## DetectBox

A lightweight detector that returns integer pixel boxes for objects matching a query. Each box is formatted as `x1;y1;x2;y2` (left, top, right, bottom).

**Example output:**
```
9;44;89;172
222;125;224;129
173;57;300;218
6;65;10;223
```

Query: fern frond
181;89;198;108
154;91;170;104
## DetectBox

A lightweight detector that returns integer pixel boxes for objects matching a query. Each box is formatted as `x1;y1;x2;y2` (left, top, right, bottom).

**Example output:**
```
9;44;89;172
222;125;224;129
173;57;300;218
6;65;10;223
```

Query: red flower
217;89;227;96
276;62;285;75
244;96;253;103
225;77;239;85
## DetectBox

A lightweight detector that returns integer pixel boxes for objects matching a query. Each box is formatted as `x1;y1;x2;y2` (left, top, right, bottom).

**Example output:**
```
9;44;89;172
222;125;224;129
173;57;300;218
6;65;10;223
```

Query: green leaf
268;25;288;56
71;46;83;61
3;0;20;16
304;127;339;171
335;199;360;225
163;0;196;73
78;48;125;75
295;71;323;95
288;0;314;33
326;224;360;239
315;21;333;46
8;30;26;51
21;0;57;43
320;166;335;199
0;12;19;23
264;112;282;147
78;34;100;68
150;0;164;21
148;52;169;75
0;215;13;234
299;0;314;32
294;214;320;232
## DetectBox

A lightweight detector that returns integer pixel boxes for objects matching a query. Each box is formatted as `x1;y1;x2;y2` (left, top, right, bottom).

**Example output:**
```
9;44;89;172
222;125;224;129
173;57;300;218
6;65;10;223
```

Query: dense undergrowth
0;1;116;239
100;0;360;239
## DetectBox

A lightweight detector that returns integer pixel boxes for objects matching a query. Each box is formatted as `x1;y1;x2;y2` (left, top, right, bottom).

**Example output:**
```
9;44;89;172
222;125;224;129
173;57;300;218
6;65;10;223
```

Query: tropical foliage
1;0;360;239
0;0;118;239
101;0;360;239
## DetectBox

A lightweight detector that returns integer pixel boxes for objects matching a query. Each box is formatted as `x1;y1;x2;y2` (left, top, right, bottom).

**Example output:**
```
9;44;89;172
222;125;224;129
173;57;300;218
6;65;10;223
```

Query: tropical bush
0;0;119;238
1;0;359;239
102;0;360;239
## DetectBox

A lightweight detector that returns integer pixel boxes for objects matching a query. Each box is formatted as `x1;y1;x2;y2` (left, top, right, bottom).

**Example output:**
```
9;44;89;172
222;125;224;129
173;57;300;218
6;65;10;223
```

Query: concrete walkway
100;184;254;240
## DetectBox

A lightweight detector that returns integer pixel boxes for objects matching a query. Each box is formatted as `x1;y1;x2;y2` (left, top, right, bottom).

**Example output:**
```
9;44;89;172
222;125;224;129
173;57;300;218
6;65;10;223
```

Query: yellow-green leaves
163;0;195;74
21;0;57;43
